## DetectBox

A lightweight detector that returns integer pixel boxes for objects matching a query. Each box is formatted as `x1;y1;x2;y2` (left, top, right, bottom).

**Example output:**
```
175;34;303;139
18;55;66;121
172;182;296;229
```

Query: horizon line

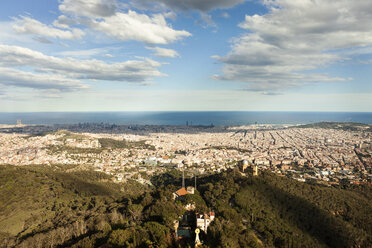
1;110;372;113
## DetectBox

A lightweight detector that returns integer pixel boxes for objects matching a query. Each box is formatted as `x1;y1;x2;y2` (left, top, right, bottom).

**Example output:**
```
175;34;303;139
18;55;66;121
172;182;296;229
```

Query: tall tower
194;175;197;190
182;170;185;188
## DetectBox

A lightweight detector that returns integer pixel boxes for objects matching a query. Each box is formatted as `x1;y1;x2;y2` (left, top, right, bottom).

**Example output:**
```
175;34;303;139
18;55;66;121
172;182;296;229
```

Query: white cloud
59;0;118;17
36;89;66;99
135;0;244;12
32;36;53;44
13;16;84;40
163;11;177;21
0;44;166;95
199;13;217;28
57;48;109;58
53;15;78;29
24;1;191;45
213;0;372;92
86;11;191;44
239;0;372;50
146;46;179;58
0;67;88;92
0;90;6;98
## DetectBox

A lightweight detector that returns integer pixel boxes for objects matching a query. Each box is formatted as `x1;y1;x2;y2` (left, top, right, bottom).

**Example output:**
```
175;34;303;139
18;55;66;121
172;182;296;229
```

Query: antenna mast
195;174;197;190
182;170;185;188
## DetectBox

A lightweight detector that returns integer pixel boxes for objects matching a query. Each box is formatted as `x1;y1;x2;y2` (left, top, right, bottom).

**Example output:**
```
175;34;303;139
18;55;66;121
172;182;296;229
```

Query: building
173;187;189;200
239;160;249;172
173;186;195;200
281;164;293;171
186;186;195;194
253;165;258;176
196;212;215;233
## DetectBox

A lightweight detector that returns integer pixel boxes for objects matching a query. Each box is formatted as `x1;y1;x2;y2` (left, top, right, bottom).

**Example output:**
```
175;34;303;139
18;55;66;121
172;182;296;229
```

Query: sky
0;0;371;112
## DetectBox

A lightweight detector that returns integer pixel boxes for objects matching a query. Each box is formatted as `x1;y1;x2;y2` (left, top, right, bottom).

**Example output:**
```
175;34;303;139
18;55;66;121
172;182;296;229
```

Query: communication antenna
195;174;197;190
182;170;185;188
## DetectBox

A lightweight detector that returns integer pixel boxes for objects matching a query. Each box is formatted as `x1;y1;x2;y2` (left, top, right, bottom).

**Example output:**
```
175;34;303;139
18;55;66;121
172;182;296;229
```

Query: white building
196;212;215;233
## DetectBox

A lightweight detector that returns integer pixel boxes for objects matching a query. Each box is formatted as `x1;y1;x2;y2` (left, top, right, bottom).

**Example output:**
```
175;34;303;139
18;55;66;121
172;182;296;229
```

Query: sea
0;112;371;126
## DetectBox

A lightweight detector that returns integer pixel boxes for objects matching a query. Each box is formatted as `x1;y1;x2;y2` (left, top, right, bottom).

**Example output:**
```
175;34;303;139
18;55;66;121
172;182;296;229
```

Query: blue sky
0;0;371;112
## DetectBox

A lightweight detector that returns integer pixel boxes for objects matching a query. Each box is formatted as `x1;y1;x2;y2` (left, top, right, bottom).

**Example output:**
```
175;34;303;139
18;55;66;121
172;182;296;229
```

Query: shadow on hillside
150;172;182;188
255;181;363;248
52;173;119;197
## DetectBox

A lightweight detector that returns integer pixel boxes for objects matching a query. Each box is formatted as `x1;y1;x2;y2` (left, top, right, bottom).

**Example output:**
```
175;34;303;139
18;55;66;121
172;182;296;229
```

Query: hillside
0;165;138;247
0;166;371;247
197;170;372;247
296;122;372;132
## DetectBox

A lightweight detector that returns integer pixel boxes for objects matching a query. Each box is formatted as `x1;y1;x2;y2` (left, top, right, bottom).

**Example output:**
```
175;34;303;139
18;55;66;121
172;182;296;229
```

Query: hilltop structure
173;186;195;200
196;212;215;233
173;170;195;200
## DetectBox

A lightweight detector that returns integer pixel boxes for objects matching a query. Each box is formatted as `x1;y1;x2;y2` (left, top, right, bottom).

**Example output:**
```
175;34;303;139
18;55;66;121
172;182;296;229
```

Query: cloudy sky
0;0;371;112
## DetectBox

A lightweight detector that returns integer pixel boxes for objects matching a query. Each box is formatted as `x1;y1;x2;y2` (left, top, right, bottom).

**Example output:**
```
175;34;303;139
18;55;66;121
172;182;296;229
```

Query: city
1;122;371;187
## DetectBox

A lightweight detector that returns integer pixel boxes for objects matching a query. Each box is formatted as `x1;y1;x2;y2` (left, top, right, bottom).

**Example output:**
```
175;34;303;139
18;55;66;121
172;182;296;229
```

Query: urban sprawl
0;123;371;186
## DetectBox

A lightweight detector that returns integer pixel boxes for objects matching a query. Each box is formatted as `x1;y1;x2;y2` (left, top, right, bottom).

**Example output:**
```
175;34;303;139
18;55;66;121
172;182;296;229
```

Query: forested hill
0;165;371;248
197;170;372;247
295;121;372;132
